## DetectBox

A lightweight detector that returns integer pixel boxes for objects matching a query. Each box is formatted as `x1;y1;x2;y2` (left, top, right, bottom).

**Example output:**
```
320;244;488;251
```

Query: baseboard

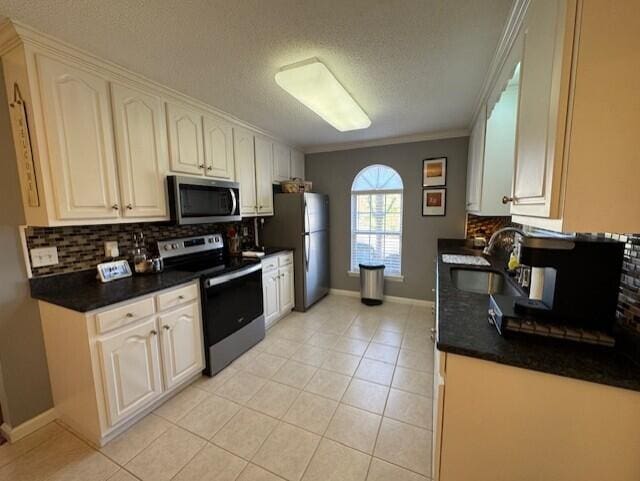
0;407;57;443
329;288;434;307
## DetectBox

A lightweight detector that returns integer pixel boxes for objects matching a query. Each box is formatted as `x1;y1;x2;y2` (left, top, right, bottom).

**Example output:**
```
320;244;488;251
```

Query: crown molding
303;128;469;154
468;0;530;127
0;19;303;150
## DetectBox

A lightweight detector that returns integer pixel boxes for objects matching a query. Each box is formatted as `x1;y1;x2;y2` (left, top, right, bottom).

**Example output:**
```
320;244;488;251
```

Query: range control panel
157;234;224;259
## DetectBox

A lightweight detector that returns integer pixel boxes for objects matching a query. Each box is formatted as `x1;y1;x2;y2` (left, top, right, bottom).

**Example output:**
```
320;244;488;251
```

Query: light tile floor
0;294;435;481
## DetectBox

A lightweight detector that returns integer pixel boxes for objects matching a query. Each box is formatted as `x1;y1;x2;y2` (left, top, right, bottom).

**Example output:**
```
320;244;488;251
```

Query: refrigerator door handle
304;233;310;272
304;198;310;233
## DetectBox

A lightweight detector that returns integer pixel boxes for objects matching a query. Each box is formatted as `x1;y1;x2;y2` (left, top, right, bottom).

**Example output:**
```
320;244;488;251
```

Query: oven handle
204;263;262;288
229;188;237;215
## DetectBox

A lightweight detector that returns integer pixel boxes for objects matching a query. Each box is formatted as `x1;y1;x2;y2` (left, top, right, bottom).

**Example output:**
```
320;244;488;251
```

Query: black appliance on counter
158;234;264;376
167;175;241;224
489;235;624;344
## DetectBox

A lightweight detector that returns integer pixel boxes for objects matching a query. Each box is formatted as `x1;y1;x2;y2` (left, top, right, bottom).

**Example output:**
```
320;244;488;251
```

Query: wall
0;65;53;427
306;137;468;301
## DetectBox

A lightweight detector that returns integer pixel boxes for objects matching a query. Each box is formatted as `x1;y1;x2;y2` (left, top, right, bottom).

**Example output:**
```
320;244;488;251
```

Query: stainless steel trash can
359;264;385;305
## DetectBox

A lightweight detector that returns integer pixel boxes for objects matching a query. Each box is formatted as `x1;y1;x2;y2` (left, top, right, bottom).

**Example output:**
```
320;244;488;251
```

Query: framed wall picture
423;188;446;216
423;157;447;186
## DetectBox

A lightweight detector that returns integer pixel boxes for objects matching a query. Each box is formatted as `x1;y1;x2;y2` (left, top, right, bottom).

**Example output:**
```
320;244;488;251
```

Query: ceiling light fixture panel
275;58;371;132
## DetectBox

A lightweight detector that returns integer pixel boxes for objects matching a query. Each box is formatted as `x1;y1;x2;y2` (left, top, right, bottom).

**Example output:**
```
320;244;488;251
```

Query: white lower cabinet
262;252;294;329
97;317;164;427
262;271;280;329
158;302;204;390
278;264;294;313
38;280;204;446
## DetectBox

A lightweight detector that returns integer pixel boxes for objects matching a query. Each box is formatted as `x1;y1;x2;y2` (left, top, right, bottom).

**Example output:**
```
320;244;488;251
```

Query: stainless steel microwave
167;176;241;224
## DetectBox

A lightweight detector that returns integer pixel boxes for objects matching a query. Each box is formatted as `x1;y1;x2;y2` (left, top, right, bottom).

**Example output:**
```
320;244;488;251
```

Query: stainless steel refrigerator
262;193;330;311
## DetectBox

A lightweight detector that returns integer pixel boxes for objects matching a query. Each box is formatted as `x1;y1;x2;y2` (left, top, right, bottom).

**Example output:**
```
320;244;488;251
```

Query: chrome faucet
482;227;527;255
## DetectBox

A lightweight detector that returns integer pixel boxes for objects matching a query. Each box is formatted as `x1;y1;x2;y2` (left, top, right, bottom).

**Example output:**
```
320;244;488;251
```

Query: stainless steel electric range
158;234;265;376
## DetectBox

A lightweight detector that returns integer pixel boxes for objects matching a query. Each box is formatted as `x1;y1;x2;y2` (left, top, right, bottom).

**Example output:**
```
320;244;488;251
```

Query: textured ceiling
0;0;512;150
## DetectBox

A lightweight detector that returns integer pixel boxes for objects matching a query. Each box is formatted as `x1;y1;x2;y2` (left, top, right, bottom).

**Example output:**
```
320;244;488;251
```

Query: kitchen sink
450;268;519;296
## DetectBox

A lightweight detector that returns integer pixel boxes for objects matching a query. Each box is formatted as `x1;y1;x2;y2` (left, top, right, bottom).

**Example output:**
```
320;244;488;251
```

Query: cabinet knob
502;196;514;204
207;166;213;171
163;325;171;331
198;164;205;169
126;312;134;318
112;204;119;210
126;204;133;210
178;295;185;300
150;330;158;336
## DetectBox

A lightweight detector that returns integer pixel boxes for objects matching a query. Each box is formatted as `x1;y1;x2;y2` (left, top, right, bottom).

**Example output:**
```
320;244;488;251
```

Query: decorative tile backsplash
25;220;256;277
465;213;512;240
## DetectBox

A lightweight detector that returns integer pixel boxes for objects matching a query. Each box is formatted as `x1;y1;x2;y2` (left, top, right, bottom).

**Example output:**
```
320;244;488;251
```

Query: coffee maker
510;235;624;333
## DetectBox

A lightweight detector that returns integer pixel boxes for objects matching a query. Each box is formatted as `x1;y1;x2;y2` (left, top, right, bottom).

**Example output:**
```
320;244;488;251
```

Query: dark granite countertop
30;248;295;313
437;238;640;392
30;268;201;312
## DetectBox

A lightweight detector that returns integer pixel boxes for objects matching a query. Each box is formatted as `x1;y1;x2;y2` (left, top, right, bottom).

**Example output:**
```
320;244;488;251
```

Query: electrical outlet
30;246;59;268
104;241;119;258
242;226;249;237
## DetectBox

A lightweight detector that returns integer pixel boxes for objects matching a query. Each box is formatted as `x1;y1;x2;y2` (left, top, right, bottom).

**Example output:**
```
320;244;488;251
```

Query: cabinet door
278;264;294;314
234;128;257;215
203;114;234;180
291;150;305;180
111;83;169;218
97;317;163;426
166;102;205;175
36;55;120;220
272;142;291;182
466;105;486;212
158;302;204;390
511;0;570;217
254;136;274;215
262;272;280;329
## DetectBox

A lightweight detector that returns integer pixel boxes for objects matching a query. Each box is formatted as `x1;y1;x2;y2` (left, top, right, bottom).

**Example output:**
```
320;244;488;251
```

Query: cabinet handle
125;312;134;318
126;204;133;210
150;330;158;336
502;196;514;204
112;204;119;210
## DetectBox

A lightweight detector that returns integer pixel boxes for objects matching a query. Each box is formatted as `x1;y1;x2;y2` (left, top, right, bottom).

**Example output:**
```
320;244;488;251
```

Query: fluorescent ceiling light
275;58;371;132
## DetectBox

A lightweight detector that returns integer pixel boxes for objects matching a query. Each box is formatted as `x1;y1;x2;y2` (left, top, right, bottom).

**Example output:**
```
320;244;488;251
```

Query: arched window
351;165;403;276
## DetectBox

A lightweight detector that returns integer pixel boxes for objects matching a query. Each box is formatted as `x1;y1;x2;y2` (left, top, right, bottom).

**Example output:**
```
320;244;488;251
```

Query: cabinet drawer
278;252;293;267
262;256;278;273
95;297;155;334
157;283;199;311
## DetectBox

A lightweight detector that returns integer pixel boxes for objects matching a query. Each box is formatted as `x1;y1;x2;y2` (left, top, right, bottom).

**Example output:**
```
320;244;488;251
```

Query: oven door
202;264;264;346
168;176;241;224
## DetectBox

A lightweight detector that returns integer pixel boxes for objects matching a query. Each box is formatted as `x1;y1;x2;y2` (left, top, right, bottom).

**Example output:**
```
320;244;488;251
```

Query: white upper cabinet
254;135;274;215
510;0;569;218
166;101;205;175
111;83;169;218
97;317;163;427
203;114;234;180
466;105;486;213
291;150;305;180
234;127;258;215
1;27;301;226
36;54;121;220
272;142;291;182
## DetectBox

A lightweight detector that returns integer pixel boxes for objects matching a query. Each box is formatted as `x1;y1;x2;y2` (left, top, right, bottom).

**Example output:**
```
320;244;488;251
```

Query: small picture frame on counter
422;157;447;186
423;188;446;216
